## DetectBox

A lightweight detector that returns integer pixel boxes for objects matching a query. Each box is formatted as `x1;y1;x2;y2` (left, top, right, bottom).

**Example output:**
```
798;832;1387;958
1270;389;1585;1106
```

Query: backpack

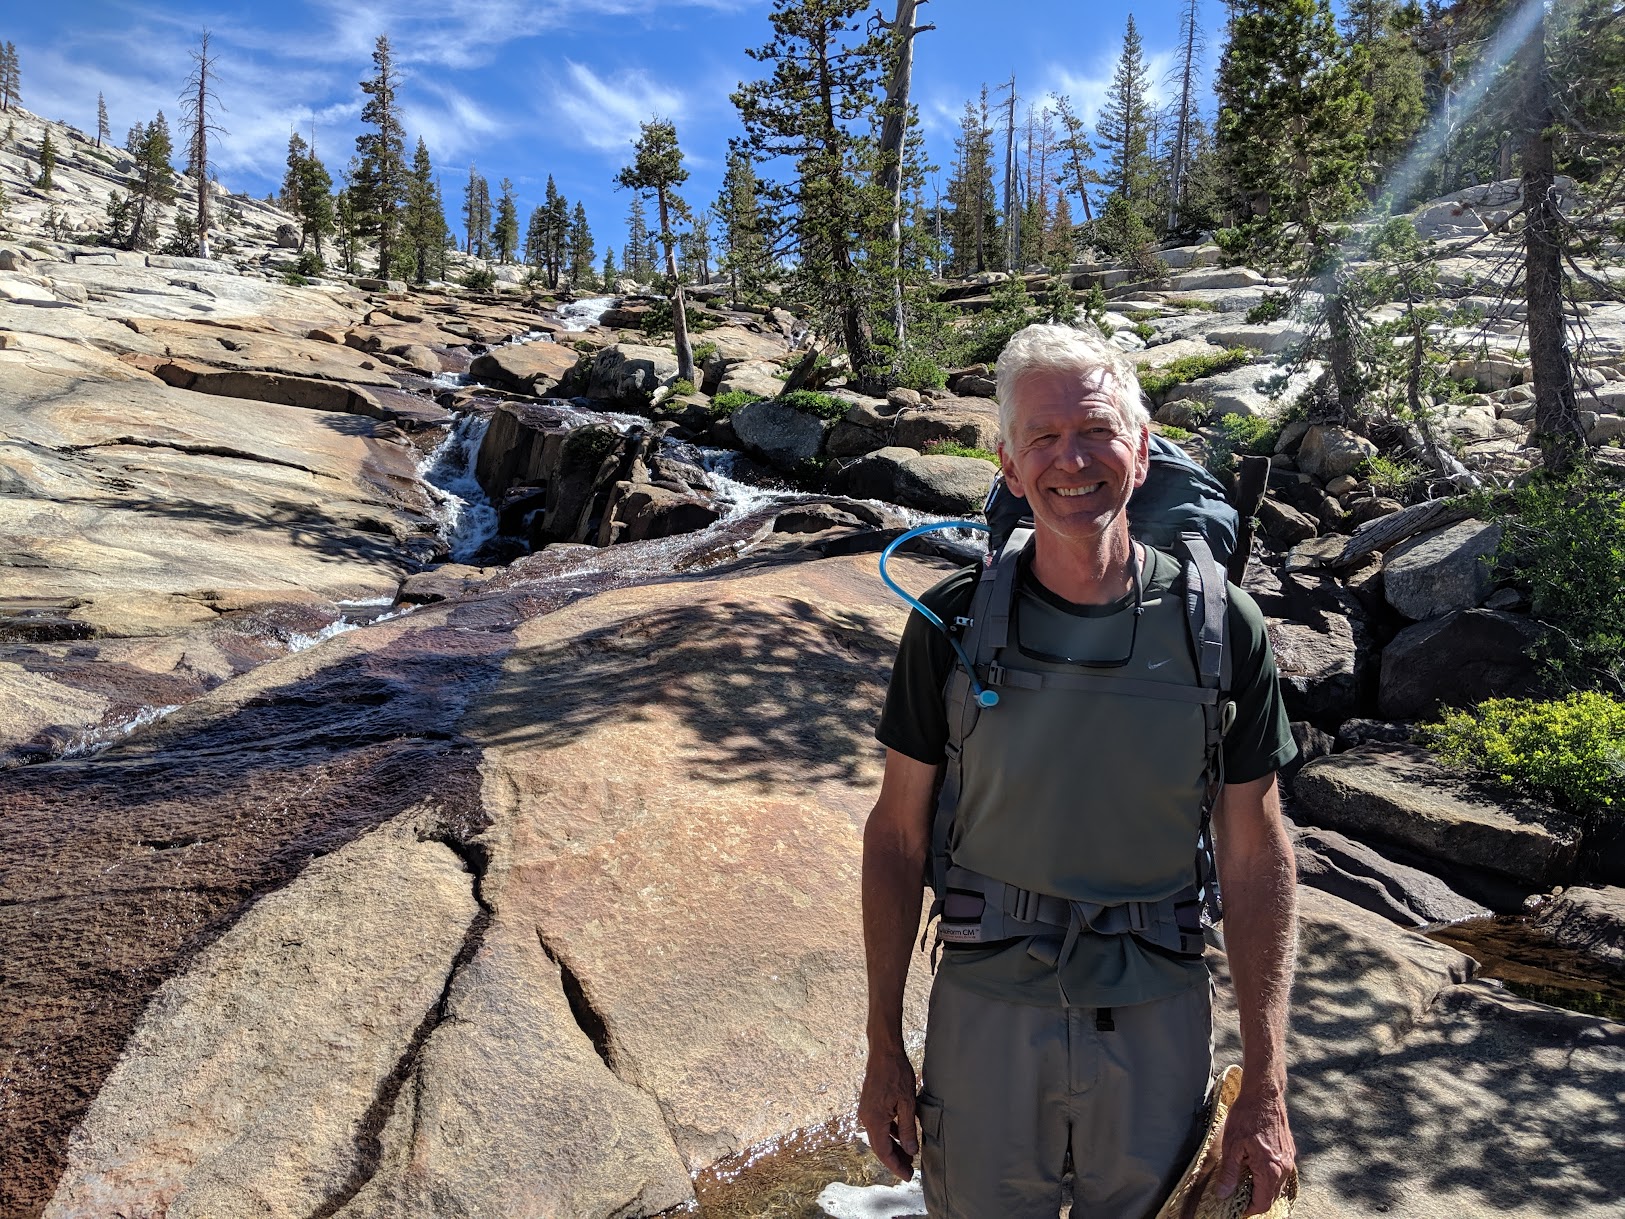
982;433;1239;566
919;527;1236;972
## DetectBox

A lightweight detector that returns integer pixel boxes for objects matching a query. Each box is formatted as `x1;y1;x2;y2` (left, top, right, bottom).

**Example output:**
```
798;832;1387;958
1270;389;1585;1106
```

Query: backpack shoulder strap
1179;531;1234;924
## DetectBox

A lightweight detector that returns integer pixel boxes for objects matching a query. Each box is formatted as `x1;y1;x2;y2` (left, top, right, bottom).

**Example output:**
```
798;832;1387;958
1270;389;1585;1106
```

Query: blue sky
7;1;1235;254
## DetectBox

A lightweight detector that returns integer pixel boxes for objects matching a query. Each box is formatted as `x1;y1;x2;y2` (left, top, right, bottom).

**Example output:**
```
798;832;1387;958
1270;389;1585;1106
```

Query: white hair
993;323;1150;441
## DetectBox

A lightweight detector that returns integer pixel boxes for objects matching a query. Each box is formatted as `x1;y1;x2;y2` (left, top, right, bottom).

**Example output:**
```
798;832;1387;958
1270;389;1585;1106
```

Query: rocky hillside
1;100;1623;1219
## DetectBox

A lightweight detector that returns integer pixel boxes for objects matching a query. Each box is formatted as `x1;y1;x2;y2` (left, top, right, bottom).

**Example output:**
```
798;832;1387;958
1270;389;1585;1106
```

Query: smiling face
997;365;1150;548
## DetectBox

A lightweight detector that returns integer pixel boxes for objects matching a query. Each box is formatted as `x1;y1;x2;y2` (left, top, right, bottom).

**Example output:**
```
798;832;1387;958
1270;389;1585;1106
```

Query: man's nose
1055;435;1093;469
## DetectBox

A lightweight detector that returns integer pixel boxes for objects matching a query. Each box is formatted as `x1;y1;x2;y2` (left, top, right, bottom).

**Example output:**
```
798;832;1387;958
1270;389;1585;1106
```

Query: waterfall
417;413;500;563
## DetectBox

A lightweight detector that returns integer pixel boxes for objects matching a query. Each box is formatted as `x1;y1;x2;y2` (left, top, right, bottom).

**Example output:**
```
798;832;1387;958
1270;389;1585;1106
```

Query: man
859;323;1299;1218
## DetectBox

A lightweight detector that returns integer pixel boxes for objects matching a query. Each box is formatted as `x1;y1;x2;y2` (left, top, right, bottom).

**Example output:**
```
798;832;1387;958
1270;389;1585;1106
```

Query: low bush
1205;412;1280;476
894;349;948;392
780;389;851;421
281;271;309;287
669;378;696;397
692;340;718;366
1136;346;1253;397
1492;462;1625;689
711;390;757;417
1421;692;1625;823
1361;454;1424;497
294;250;325;278
1162;297;1222;312
1158;424;1194;442
461;265;496;292
1245;292;1292;325
924;440;998;463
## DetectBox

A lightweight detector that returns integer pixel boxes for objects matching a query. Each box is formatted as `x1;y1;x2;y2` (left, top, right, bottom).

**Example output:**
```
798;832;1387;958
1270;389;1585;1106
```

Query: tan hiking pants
917;975;1213;1219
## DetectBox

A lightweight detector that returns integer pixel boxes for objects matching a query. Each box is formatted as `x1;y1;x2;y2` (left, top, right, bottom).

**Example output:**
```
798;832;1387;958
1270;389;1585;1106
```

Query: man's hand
858;1048;919;1180
1216;1082;1296;1216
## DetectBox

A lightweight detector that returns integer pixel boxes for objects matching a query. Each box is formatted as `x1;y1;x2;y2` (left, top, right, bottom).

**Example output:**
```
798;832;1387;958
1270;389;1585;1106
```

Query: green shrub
1136;346;1253;397
669;378;696;397
692;340;718;366
1361;454;1424;497
1158;424;1194;442
1492;463;1625;689
281;271;309;287
924;440;998;463
894;348;948;391
1163;297;1222;312
562;424;622;472
294;250;325;277
1421;692;1625;823
1206;412;1280;476
1245;292;1292;324
711;390;757;417
640;299;720;338
461;265;496;292
780;389;850;421
1132;321;1156;343
1125;309;1163;323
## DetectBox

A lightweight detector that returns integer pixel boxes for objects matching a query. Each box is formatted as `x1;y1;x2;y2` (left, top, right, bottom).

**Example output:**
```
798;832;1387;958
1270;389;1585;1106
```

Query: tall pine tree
401;137;448;282
179;30;223;257
944;90;998;275
491;177;519;263
733;0;886;385
714;147;770;308
1096;15;1155;218
354;34;407;276
96;92;110;149
1342;0;1427;195
568;201;595;288
1;43;19;113
623;195;652;280
618;117;696;382
463;167;490;257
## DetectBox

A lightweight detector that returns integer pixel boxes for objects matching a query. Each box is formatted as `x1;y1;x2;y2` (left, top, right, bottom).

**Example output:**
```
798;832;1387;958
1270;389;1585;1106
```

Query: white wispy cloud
544;61;689;155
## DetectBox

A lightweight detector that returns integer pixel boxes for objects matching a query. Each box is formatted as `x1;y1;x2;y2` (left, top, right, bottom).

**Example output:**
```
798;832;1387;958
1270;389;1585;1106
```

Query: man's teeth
1054;482;1105;497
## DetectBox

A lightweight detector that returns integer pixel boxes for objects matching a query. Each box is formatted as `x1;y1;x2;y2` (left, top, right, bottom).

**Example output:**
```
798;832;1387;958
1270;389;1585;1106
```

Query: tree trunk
658;187;694;385
814;17;873;387
1518;8;1585;475
1002;75;1018;272
876;0;921;350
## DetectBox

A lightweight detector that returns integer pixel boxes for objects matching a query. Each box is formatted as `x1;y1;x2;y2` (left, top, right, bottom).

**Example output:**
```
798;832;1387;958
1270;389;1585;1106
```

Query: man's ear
998;441;1026;498
1132;425;1150;490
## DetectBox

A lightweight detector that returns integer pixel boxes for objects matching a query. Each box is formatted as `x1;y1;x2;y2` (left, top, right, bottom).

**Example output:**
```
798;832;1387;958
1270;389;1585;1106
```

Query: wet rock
1533;886;1625;967
1335;718;1416;751
773;504;870;534
1297;424;1378;480
585;343;679;406
1292;747;1582;886
399;564;495;604
1382;519;1501;621
830;447;992;515
731;398;829;468
599;482;723;545
1379;609;1548;719
825;419;889;459
42;812;481;1219
468;340;582;395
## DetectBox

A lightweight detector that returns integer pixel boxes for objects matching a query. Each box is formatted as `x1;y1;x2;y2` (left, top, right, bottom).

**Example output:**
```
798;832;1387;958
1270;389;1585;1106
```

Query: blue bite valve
976;689;1000;708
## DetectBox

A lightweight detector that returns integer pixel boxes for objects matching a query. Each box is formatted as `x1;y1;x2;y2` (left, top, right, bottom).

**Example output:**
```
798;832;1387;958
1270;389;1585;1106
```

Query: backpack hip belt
938;862;1206;960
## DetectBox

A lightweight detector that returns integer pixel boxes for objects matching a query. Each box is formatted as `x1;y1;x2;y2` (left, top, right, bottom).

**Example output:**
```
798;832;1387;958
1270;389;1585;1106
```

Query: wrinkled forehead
1008;365;1130;430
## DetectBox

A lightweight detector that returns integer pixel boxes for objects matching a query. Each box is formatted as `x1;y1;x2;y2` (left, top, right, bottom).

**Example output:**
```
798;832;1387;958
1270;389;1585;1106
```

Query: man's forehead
1010;368;1124;424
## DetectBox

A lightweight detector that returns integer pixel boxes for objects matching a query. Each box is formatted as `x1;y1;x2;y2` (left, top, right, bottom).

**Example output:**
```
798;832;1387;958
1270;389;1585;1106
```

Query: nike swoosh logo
1148;659;1172;670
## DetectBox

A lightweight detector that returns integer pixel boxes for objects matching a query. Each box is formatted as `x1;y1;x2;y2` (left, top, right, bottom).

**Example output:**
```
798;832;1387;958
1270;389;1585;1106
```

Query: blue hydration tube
879;521;1001;708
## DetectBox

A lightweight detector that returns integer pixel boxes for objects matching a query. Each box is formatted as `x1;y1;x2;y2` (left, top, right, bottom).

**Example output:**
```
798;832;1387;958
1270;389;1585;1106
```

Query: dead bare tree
180;30;226;259
874;0;932;349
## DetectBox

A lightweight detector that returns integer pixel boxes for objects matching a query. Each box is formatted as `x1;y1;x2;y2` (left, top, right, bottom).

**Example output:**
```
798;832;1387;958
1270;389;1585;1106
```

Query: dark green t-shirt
877;545;1297;1008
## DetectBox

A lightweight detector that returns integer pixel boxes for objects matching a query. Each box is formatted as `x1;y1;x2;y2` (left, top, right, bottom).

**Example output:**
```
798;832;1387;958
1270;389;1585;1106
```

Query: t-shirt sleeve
874;567;978;765
1221;582;1298;783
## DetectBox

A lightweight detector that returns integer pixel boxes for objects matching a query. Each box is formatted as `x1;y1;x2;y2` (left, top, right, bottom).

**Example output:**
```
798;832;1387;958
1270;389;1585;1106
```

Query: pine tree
281;131;309;213
491;177;518;263
334;172;360;274
944;90;998;275
354;34;407;276
1342;0;1426;193
96;92;110;149
601;246;617;287
524;204;547;269
1216;0;1372;260
618;117;696;382
127;112;175;250
714;147;770;308
180;30;223;257
36;129;55;190
293;146;334;259
1;42;19;113
1166;0;1206;231
1053;93;1095;225
679;209;712;285
623;195;651;280
733;0;887;385
568;200;594;287
398;137;447;282
463;167;490;257
1097;15;1155;217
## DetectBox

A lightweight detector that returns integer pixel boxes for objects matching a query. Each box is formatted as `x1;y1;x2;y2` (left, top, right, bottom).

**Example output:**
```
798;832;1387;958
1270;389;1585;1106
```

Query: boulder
1257;497;1319;546
1203;321;1308;355
1161;362;1317;419
1413;200;1489;240
469;341;582;395
825;419;889;459
716;360;787;402
1533;886;1625;967
599;483;723;545
956;374;997;398
1134;338;1225;370
891;400;1000;454
1292;747;1582;886
1379;609;1548;719
1251;569;1372;729
1165;267;1265;292
1297;424;1378;480
731;398;829;468
274;223;299;249
1382;519;1502;621
585;343;680;405
1291;824;1493;927
701;325;789;364
1450;357;1529;392
830;447;992;515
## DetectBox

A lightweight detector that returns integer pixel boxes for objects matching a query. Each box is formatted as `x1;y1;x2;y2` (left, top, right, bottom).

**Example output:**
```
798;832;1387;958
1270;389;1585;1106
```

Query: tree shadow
476;593;900;790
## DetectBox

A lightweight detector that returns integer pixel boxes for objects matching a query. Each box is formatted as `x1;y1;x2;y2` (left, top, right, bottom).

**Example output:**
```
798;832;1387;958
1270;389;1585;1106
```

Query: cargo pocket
916;1092;949;1218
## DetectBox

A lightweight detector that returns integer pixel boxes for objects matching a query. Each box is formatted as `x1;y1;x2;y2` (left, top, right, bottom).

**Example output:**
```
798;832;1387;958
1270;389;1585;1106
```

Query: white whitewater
417;412;500;563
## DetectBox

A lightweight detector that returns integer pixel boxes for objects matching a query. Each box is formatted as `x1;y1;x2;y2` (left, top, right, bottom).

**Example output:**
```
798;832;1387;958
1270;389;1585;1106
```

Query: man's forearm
1217;782;1297;1093
862;814;926;1056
